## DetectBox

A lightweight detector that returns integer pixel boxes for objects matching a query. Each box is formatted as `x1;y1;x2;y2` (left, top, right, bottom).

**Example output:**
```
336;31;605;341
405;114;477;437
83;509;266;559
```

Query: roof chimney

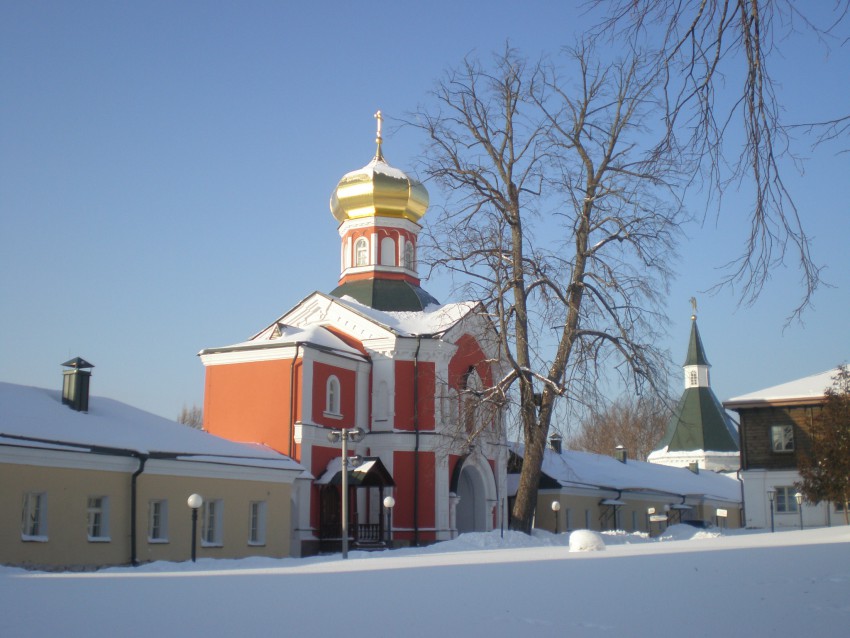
614;445;627;463
61;357;94;412
549;433;563;454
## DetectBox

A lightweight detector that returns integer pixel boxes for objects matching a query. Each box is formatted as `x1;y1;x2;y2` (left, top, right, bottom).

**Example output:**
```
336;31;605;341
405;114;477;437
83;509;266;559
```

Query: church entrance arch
452;455;496;534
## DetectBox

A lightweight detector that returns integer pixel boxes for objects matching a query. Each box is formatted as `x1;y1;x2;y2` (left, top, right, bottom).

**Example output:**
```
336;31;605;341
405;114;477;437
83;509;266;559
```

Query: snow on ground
2;526;848;637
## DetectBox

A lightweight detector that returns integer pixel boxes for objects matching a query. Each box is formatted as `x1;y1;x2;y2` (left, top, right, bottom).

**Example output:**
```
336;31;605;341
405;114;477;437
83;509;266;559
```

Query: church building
199;114;507;555
648;314;740;473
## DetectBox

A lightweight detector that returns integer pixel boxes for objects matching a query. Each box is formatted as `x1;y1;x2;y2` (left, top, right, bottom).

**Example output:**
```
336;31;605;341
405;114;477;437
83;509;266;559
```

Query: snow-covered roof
725;367;841;407
333;295;480;336
202;323;365;358
511;443;741;503
0;382;303;473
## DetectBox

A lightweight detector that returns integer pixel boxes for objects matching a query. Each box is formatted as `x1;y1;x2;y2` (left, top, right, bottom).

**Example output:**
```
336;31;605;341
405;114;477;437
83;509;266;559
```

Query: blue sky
2;1;848;421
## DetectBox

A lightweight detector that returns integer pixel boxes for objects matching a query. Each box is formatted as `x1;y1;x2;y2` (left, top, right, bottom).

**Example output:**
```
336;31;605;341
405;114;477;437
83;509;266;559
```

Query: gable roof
276;291;480;339
325;294;480;337
0;382;303;473
510;443;741;503
315;456;395;487
200;322;366;359
724;367;841;409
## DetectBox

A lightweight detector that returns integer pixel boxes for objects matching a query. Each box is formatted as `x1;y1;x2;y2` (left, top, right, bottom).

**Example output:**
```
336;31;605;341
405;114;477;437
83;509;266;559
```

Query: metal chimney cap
61;357;94;369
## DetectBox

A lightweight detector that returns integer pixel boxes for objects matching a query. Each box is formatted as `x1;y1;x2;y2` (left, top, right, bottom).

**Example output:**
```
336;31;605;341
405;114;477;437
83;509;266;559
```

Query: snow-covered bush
568;529;606;552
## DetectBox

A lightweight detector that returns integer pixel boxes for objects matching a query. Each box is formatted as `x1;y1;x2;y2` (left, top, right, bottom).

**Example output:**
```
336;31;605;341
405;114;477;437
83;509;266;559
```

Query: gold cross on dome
374;110;383;141
374;110;384;160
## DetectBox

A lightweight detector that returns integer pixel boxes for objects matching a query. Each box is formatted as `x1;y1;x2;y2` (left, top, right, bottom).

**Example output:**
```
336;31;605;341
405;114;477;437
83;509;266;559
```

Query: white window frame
87;496;111;542
771;425;795;452
148;499;169;543
775;486;799;513
325;375;342;418
354;237;369;267
248;501;267;546
21;492;48;541
201;499;224;547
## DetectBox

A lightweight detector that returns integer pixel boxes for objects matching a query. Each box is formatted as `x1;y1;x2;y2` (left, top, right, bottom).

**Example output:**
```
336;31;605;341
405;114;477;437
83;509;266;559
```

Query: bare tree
177;404;203;430
410;44;681;532
589;0;850;318
568;396;670;461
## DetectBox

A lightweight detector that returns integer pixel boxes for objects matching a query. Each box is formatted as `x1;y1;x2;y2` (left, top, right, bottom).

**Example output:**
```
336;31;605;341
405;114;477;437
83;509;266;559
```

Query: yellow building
509;438;743;534
1;376;304;570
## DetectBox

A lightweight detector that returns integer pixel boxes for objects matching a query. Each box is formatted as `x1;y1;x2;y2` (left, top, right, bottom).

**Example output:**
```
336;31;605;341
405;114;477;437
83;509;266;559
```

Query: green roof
657;387;739;453
330;279;439;312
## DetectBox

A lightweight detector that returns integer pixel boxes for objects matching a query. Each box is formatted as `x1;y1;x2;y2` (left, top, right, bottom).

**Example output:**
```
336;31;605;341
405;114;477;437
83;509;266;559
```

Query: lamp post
383;495;395;547
327;427;365;559
795;492;804;530
187;493;203;562
767;488;776;533
551;500;561;534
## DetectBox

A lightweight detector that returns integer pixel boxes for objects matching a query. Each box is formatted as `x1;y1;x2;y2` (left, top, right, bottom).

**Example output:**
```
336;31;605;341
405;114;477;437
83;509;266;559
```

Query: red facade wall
203;358;298;457
393;450;436;542
312;361;357;428
394;360;435;431
311;445;344;530
448;333;493;389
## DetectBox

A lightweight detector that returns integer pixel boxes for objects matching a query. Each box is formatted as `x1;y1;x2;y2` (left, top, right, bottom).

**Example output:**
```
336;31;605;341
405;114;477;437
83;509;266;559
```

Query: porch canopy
316;456;395;488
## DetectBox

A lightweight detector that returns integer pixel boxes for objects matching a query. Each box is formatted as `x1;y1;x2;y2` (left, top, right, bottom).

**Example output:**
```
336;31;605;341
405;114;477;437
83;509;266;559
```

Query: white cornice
0;445;136;472
339;216;421;234
0;445;301;482
200;343;302;366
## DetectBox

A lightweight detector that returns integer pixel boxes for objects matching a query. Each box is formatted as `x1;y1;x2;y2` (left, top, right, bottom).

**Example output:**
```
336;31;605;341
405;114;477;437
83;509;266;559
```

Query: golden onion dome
330;111;429;224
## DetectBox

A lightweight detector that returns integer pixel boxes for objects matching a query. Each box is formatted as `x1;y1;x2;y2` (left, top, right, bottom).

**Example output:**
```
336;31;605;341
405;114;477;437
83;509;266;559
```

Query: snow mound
658;524;722;542
569;529;606;552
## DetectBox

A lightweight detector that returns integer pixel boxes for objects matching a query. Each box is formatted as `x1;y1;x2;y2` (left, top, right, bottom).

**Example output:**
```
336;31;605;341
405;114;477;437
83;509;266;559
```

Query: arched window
380;237;395;266
354;238;369;267
688;369;698;387
326;376;341;416
403;242;415;270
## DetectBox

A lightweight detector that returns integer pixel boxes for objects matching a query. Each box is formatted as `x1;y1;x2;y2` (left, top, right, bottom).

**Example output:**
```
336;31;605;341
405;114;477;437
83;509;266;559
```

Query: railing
356;523;382;543
319;523;383;544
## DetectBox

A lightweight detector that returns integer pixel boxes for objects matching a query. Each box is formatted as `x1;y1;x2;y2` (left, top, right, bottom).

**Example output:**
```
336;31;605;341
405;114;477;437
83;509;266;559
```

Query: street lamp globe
383;495;395;509
187;493;203;509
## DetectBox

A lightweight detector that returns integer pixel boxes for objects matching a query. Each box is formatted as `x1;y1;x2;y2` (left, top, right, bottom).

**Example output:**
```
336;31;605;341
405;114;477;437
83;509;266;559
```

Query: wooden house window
771;425;795;452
